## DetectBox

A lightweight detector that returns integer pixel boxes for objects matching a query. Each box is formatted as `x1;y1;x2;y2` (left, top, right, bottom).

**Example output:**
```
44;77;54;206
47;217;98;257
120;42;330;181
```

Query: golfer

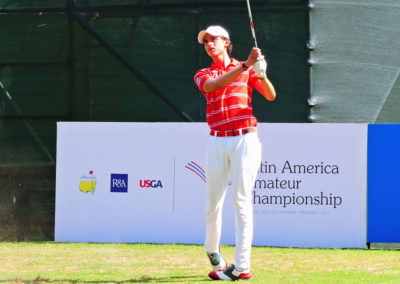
194;25;276;281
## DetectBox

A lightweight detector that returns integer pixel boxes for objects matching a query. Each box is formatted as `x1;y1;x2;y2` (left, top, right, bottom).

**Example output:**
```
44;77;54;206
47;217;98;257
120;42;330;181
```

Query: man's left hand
253;56;267;79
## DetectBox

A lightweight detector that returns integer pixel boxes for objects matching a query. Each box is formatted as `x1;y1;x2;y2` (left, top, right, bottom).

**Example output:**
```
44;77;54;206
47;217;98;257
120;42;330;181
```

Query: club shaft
246;0;258;48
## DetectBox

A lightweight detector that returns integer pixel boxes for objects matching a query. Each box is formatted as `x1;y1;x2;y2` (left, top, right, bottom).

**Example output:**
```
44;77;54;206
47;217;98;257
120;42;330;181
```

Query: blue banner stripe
367;124;400;242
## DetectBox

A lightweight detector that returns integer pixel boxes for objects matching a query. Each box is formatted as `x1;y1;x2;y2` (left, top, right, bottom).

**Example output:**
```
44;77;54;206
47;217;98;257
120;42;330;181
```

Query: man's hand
253;56;267;79
244;48;267;79
244;47;262;67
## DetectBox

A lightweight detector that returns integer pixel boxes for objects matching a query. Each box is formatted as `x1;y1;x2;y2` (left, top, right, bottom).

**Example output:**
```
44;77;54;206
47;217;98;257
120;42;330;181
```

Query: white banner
55;122;367;248
254;123;367;248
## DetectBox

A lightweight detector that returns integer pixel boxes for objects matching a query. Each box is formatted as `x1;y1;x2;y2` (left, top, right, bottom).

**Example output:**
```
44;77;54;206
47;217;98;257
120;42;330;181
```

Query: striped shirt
194;58;259;131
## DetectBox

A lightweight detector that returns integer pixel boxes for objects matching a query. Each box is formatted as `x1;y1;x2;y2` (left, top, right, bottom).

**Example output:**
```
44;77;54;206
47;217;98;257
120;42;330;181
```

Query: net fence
309;0;400;122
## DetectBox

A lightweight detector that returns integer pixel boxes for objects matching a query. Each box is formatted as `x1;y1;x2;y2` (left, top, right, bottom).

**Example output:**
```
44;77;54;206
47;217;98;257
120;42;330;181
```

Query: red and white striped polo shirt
194;58;259;131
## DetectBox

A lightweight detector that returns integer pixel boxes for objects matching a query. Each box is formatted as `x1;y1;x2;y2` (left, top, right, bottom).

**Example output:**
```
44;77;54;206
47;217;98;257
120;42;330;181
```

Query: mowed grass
1;242;400;283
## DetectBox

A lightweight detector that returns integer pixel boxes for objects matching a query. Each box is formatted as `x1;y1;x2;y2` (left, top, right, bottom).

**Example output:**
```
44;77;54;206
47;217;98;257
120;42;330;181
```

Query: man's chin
208;51;220;57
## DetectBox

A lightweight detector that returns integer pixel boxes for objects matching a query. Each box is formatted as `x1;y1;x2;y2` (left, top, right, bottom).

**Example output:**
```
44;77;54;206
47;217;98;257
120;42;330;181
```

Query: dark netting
70;0;309;122
0;0;309;240
0;0;66;9
309;0;400;122
0;6;67;240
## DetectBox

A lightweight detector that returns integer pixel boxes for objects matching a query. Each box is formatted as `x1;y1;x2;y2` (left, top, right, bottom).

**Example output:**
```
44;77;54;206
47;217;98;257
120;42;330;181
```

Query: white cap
197;26;230;44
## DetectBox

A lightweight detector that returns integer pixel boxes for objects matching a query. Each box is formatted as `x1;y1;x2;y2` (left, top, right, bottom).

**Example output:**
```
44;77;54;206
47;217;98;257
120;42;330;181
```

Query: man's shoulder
195;67;212;77
197;67;210;72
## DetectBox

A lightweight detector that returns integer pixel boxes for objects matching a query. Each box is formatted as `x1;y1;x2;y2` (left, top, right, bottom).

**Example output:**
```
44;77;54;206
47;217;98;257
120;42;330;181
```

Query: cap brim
198;30;207;44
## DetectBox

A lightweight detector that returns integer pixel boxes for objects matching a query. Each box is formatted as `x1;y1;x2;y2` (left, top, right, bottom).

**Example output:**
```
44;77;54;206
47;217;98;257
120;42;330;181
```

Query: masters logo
79;170;96;193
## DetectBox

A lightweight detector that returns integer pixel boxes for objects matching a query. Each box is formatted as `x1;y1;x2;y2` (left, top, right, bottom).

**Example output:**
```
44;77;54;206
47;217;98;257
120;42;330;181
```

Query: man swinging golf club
194;25;276;281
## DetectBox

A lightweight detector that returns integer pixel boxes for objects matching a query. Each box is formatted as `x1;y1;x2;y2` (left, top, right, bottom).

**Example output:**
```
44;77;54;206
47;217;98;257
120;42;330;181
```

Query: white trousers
205;132;262;271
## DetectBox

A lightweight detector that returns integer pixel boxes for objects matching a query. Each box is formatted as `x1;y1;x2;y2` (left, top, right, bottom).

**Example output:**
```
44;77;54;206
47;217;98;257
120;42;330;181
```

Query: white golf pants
205;132;262;271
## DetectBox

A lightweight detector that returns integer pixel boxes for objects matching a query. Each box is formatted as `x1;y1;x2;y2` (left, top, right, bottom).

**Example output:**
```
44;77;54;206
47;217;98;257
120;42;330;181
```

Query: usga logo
111;174;128;193
139;179;163;189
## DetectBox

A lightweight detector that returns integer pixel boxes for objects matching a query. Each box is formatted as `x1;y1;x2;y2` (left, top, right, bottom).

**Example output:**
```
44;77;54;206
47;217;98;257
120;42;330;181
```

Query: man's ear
224;39;230;48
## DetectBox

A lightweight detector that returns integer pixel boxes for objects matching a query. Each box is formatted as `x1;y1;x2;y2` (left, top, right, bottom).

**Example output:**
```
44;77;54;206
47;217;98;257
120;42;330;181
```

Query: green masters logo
79;170;96;193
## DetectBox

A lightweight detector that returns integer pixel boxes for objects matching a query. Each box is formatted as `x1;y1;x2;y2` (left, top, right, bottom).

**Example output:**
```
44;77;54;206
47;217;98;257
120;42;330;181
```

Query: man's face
203;34;229;58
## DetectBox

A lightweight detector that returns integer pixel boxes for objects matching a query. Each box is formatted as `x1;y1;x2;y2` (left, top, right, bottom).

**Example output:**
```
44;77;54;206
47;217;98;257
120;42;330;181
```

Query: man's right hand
244;47;263;67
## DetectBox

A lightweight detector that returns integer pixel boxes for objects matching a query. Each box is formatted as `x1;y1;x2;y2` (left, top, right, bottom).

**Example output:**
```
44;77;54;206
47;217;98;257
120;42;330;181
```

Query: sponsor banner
367;124;400;243
55;122;209;244
55;122;367;248
254;124;367;248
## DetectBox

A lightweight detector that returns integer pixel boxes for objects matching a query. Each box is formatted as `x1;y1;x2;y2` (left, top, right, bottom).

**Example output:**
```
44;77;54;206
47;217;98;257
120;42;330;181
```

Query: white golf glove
253;56;267;79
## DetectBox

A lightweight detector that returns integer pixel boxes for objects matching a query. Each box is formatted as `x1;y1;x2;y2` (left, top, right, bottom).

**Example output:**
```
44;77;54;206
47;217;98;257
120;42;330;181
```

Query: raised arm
203;48;261;93
252;48;276;101
203;65;246;93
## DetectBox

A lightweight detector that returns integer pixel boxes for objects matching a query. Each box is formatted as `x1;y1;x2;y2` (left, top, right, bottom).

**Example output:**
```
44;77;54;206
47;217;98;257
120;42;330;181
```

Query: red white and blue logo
185;161;206;183
139;179;163;188
111;174;128;192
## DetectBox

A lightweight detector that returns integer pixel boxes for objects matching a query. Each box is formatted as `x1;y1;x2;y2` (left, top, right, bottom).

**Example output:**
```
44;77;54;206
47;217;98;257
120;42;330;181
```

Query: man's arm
203;47;260;93
203;64;246;93
255;77;276;101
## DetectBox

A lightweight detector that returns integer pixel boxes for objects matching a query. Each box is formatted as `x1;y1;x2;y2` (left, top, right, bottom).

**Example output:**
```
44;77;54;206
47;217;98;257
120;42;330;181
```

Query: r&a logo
111;174;128;193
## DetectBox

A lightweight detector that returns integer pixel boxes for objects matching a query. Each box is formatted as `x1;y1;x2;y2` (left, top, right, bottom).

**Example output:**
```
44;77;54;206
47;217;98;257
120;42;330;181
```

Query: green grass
1;242;400;283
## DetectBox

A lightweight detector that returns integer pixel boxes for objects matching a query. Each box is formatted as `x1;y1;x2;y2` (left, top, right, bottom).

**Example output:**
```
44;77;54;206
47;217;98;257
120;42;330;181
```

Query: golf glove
253;56;267;79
